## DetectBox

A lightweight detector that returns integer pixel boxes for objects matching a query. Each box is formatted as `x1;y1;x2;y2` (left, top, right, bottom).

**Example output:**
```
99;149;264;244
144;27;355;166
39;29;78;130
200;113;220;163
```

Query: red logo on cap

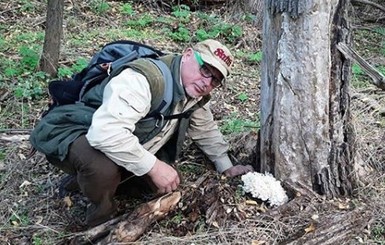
214;48;232;67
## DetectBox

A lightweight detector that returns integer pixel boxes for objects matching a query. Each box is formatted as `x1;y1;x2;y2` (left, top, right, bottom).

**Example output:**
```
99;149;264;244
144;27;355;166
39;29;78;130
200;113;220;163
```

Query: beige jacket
86;68;233;176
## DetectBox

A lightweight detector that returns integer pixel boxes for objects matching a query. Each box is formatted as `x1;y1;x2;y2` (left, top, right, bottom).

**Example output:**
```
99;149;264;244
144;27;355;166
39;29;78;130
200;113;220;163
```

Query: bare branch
337;42;385;90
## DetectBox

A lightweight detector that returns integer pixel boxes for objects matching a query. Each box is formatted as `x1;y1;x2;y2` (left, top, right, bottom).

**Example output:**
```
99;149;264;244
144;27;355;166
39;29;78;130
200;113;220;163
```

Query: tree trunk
260;0;357;197
39;0;64;77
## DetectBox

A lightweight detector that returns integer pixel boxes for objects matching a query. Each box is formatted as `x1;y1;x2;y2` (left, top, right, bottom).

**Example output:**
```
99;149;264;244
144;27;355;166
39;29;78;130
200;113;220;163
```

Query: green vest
30;55;210;162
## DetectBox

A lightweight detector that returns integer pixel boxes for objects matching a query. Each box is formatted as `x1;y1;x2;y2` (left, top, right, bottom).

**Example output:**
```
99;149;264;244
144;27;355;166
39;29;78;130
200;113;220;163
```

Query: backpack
47;40;176;120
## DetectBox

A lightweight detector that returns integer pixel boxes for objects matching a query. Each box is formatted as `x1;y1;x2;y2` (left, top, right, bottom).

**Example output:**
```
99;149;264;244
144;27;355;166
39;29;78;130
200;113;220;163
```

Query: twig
0;6;21;15
0;129;33;133
337;42;385;90
352;0;385;14
351;92;385;114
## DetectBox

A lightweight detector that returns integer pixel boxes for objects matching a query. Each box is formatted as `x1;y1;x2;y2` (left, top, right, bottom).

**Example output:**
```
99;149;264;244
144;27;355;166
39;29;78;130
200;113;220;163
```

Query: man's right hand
147;159;180;194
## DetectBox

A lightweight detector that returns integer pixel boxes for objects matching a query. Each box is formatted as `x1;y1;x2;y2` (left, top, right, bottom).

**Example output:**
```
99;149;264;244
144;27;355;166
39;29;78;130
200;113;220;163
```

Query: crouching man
30;39;253;227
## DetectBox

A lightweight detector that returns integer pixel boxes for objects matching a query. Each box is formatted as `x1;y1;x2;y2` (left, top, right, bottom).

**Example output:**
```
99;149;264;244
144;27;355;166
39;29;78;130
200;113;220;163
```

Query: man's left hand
223;165;254;177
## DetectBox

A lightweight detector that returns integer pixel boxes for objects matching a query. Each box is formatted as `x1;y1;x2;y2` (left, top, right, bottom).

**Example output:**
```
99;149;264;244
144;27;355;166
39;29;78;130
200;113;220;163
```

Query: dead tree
260;0;357;197
39;0;64;77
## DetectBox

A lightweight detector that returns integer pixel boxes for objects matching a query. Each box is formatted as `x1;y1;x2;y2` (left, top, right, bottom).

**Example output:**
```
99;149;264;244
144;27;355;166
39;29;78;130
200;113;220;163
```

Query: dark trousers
47;135;155;227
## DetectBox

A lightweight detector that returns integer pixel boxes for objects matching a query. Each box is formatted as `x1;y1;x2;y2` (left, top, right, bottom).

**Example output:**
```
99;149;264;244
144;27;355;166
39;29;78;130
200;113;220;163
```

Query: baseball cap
193;39;234;80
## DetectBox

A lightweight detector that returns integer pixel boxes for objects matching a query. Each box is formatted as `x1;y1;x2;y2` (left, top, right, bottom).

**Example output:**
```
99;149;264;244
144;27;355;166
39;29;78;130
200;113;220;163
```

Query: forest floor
1;0;385;244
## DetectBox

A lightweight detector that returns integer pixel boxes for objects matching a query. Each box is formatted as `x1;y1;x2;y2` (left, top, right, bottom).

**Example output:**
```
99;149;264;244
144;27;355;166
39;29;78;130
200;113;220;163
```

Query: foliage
0;40;47;99
165;25;190;42
249;51;263;63
378;65;385;76
171;4;191;23
237;92;249;102
221;113;260;135
19;46;40;69
120;3;135;16
373;27;385;36
9;209;30;226
371;222;385;243
195;19;243;43
90;0;110;15
58;58;88;79
126;14;154;28
13;72;46;100
32;235;43;245
351;63;370;89
19;0;37;12
159;9;243;43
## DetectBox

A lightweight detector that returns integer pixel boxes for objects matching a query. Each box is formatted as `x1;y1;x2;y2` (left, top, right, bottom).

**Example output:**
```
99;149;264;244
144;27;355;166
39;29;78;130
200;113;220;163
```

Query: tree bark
260;0;357;197
39;0;64;77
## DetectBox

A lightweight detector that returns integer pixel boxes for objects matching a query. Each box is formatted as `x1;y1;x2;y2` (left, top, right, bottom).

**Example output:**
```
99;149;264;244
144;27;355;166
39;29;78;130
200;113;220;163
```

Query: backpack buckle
155;114;164;128
107;62;112;75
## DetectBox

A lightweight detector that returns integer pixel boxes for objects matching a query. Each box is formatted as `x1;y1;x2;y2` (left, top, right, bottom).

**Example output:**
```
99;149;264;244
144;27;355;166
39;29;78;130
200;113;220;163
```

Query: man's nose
202;77;213;88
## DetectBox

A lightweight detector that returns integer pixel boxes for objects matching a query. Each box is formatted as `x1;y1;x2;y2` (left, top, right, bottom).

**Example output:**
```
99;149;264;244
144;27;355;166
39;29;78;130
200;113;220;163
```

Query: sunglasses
194;51;223;88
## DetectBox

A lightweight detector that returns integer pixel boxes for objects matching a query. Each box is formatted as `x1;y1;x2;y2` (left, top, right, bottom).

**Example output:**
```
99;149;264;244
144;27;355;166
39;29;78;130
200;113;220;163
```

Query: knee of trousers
68;135;121;183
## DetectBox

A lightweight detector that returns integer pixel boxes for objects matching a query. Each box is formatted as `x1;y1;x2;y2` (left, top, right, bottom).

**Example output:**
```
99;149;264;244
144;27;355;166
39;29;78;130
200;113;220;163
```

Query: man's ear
182;48;194;62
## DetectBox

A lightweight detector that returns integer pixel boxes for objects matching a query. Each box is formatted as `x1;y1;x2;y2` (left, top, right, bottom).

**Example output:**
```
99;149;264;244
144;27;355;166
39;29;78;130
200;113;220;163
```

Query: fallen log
71;191;181;244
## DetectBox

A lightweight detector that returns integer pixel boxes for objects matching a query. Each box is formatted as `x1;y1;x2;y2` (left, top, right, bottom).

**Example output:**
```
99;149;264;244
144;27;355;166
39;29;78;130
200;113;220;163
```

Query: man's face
180;48;223;98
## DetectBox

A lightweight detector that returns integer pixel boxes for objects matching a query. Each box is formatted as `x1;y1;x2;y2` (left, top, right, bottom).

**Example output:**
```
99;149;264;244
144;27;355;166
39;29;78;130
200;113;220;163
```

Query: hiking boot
59;175;80;198
86;200;117;227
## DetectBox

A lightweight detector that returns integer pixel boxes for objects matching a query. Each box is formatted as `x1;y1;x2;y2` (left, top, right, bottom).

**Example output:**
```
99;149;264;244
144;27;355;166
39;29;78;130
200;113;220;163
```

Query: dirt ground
1;0;385;244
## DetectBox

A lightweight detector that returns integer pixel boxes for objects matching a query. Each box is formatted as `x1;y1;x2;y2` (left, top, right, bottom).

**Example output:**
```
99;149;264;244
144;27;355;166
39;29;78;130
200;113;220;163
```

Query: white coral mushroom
241;172;289;206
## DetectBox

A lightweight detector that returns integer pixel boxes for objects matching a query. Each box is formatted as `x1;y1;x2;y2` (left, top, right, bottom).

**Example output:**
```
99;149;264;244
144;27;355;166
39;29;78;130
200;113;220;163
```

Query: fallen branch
337;42;385;90
351;0;385;14
72;191;181;244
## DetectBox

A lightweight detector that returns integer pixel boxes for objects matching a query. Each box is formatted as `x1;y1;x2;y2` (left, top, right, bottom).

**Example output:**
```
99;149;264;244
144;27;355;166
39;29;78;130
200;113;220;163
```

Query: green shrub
120;3;135;16
351;63;370;89
72;58;88;73
57;67;73;79
19;46;40;70
352;63;363;76
90;0;110;15
13;71;47;100
2;45;41;79
126;14;154;28
237;92;249;102
167;25;191;42
196;22;243;43
57;58;88;79
249;51;263;63
378;65;385;76
0;36;6;52
221;114;260;135
195;29;212;41
171;5;191;23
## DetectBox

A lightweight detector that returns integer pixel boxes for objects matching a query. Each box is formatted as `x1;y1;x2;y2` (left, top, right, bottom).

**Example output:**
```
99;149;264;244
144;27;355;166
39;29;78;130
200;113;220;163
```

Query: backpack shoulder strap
124;58;173;117
146;59;173;116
